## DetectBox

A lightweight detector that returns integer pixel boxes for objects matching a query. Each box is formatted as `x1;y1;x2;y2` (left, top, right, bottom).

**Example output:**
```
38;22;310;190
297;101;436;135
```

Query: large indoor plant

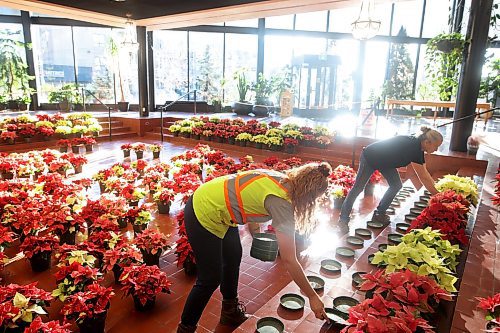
48;84;81;112
232;68;253;115
109;37;129;112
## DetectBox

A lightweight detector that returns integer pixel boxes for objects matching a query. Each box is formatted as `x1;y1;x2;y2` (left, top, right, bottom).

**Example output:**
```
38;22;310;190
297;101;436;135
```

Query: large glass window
188;32;223;103
422;0;450;37
265;14;294;30
0;7;20;15
330;39;359;109
295;11;328;32
391;0;424;37
329;6;359;33
72;27;115;104
0;24;26;102
31;25;75;103
225;19;258;27
153;30;188;103
362;41;389;104
264;35;295;78
224;33;257;104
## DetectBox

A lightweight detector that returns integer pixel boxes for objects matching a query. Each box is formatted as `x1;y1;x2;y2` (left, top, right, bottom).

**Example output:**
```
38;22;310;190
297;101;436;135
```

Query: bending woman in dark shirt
338;126;443;228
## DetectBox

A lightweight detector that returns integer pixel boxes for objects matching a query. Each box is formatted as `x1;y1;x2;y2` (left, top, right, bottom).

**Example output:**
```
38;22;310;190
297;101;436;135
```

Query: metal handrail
160;90;197;143
82;88;113;141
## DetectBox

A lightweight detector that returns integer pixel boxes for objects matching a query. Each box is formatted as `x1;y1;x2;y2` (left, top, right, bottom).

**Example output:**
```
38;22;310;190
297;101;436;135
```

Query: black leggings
180;197;243;327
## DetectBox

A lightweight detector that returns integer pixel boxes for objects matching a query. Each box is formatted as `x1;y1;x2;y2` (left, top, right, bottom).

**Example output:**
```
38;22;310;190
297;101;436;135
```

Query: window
265;14;294;30
264;35;295;78
331;39;359;109
0;7;20;15
295;11;328;32
362;41;389;103
391;0;424;37
31;25;75;103
329;6;359;33
225;19;258;27
72;27;115;104
422;0;450;37
153;30;188;103
224;33;257;104
188;32;223;103
0;24;26;102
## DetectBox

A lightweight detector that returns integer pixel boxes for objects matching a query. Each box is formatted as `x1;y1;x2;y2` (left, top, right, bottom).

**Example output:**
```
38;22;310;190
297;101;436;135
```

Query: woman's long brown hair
284;162;331;235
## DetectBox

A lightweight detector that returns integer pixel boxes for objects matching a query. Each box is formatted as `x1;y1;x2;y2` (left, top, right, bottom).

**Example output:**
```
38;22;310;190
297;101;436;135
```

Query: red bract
24;317;71;333
477;293;500;312
0;282;52;304
120;264;172;306
369;170;383;184
359;269;452;314
20;235;59;259
175;234;196;268
492;168;500;207
54;262;99;285
134;229;171;255
0;225;15;247
102;244;142;273
120;143;132;150
61;283;114;324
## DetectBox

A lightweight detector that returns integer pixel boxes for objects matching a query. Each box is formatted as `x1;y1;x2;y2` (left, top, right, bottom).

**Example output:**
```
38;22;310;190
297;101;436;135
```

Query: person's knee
196;276;222;292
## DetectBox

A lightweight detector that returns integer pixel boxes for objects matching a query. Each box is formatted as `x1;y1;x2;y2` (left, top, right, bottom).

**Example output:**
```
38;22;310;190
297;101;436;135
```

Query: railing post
160;106;164;143
108;107;112;141
194;90;197;115
82;88;86;112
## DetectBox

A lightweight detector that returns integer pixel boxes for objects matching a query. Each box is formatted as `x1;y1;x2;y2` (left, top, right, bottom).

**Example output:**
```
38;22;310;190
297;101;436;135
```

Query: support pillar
20;11;38;110
450;0;493;151
137;26;149;117
256;18;265;78
147;31;155;114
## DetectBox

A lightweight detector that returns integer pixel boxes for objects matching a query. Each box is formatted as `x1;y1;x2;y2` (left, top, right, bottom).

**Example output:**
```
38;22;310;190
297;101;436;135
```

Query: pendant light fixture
121;13;138;52
351;0;381;40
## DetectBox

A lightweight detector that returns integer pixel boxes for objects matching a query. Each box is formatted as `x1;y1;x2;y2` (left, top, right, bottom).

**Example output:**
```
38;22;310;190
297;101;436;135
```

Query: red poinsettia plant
24;317;71;333
133;229;171;255
408;200;469;245
20;235;59;259
102;244;142;273
61;153;88;168
53;262;100;301
1;131;17;140
284;138;299;146
368;170;383;184
175;234;196;268
119;264;172;306
120;143;133;151
341;294;435;333
80;137;97;145
477;293;500;323
492;168;500;207
0;225;15;248
132;143;147;152
429;190;470;211
359;269;453;314
60;283;114;324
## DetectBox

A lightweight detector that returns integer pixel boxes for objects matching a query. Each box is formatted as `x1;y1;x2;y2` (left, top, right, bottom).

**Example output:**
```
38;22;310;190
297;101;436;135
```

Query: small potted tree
134;229;170;266
120;264;172;311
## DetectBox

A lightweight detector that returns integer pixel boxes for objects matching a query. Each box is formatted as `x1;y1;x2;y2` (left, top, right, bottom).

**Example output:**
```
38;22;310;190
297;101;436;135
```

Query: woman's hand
309;294;329;322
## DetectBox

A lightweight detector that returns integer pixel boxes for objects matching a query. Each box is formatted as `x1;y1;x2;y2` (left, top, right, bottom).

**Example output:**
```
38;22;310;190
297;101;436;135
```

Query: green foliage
196;45;220;103
48;84;82;104
233;68;249;102
425;33;465;101
479;57;499;105
252;68;292;105
0;29;34;103
383;28;415;100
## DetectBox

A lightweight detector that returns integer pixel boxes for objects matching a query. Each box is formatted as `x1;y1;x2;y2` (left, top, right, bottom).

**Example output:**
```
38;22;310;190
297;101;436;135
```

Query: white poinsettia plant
435;175;479;206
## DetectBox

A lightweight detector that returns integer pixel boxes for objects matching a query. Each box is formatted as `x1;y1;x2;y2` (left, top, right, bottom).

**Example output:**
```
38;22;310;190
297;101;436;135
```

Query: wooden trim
0;0;127;27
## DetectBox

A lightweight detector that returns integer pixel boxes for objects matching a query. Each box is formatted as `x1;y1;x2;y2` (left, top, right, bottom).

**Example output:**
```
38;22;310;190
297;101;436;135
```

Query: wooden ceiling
0;0;404;30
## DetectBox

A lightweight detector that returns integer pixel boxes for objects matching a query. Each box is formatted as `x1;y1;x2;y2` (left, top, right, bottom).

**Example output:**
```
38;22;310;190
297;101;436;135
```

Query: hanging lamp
351;0;381;40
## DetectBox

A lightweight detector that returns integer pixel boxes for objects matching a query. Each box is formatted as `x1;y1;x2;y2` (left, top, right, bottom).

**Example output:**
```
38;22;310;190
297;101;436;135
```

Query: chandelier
121;14;138;52
351;0;381;40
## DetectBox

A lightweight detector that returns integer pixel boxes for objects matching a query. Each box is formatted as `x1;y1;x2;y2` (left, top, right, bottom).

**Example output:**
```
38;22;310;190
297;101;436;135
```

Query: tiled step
96;130;138;141
100;126;132;135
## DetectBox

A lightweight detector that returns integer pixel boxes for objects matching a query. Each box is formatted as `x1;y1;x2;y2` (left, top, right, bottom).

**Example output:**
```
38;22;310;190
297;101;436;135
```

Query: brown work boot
220;298;248;326
372;211;391;225
177;323;197;333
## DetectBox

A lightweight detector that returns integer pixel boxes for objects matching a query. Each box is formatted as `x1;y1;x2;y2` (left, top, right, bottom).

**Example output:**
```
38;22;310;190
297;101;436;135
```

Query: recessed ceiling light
110;0;126;2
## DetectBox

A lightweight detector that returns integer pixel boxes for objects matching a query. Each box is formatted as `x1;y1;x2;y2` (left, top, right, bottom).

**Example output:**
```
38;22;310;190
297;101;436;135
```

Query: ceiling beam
0;0;128;27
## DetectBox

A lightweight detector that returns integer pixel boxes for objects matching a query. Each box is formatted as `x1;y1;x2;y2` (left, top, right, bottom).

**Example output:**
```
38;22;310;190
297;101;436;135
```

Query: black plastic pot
72;145;80;154
29;251;51;272
74;165;83;174
153;151;160;159
133;295;156;312
135;151;144;159
123;150;130;158
141;249;161;266
250;233;279;262
85;144;93;153
133;223;147;235
333;197;345;209
59;230;76;245
118;218;128;229
77;310;107;333
112;264;124;284
118;101;129;112
157;201;170;215
1;172;14;180
59;146;68;153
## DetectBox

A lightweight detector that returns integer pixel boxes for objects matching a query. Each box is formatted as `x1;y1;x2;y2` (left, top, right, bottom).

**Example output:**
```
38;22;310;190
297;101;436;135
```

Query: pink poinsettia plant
119;264;172;306
60;283;114;325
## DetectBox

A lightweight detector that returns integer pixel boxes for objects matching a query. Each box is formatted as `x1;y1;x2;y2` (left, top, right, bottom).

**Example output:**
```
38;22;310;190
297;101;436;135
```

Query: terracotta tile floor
1;138;496;333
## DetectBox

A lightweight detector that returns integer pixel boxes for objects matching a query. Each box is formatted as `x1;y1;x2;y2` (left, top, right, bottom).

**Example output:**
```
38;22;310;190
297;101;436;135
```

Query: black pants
180;197;243;327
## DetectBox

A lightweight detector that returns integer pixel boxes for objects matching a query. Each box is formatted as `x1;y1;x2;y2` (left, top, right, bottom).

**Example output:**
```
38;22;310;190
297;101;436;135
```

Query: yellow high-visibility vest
193;170;290;238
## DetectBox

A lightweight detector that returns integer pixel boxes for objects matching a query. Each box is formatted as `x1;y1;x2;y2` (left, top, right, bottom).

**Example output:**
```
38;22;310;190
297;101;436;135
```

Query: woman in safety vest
177;162;332;333
338;126;443;231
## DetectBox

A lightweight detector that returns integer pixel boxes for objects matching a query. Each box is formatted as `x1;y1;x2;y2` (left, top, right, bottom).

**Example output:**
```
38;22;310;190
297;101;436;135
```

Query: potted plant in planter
18;124;36;143
250;134;268;149
267;136;283;151
316;135;332;148
102;244;142;284
82;137;97;153
201;129;213;141
87;123;103;137
35;121;55;140
149;144;162;159
120;184;147;206
124;205;152;234
153;187;175;215
232;68;253;115
64;153;88;174
61;283;114;333
52;261;100;302
1;131;17;145
168;124;181;137
55;125;72;139
120;143;132;158
467;136;480;155
364;170;382;196
134;229;170;266
56;139;71;153
477;293;500;331
20;235;59;272
24;317;71;333
0;283;53;332
331;186;346;209
283;137;299;154
48;84;81;112
119;264;172;311
109;37;129;112
131;143;147;159
235;133;252;147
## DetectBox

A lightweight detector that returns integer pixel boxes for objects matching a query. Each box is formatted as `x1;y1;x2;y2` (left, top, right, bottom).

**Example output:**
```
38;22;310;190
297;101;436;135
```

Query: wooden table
386;99;492;124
